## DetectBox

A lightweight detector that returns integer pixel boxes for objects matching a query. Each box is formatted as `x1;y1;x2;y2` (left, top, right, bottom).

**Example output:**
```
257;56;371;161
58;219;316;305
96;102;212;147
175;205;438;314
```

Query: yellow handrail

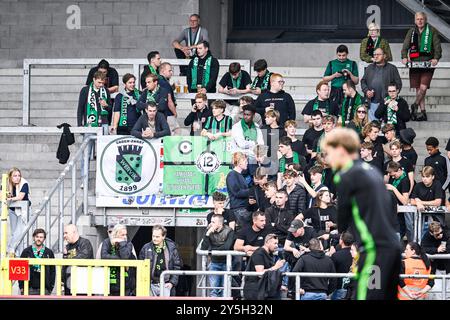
2;258;151;297
0;174;11;295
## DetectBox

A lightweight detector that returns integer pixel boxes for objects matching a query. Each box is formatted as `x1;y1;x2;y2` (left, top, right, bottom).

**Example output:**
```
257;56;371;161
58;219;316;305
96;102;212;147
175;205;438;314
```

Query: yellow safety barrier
1;258;151;297
1;174;9;295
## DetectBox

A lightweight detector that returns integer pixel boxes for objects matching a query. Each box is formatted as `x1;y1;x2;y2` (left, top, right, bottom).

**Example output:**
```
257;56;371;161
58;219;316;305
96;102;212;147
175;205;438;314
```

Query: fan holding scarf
401;12;442;122
187;40;219;94
77;70;112;129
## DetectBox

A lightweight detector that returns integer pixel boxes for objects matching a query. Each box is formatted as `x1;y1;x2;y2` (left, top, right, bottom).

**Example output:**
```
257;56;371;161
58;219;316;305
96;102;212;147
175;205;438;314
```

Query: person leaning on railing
19;228;55;295
6;167;30;257
100;224;137;296
421;221;450;274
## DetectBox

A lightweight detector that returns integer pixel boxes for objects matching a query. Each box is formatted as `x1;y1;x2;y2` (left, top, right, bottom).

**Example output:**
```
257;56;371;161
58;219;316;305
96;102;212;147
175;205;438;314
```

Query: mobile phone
441;241;447;247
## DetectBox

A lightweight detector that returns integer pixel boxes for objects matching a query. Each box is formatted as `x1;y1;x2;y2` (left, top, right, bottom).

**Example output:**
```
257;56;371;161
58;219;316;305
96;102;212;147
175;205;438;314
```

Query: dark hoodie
131;111;171;139
292;249;337;294
186;51;220;93
255;90;296;126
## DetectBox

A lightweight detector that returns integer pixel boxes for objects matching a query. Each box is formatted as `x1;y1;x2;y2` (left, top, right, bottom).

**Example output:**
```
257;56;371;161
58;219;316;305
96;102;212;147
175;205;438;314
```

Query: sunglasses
277;80;285;84
357;110;367;114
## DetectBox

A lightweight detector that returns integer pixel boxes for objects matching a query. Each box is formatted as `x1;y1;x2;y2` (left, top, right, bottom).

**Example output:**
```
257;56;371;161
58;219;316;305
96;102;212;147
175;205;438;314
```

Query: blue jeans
404;212;414;242
8;209;26;256
300;292;327;300
208;262;227;297
368;102;380;122
331;289;347;300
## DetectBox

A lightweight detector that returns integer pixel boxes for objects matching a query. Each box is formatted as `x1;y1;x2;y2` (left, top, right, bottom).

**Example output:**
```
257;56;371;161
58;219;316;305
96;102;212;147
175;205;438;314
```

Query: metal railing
196;242;246;297
159;269;450;300
22;58;250;126
1;258;151;297
6;127;102;254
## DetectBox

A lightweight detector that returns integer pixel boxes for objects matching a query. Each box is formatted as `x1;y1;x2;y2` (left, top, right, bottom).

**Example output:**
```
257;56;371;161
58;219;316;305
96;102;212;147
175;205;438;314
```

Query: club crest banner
96;136;161;197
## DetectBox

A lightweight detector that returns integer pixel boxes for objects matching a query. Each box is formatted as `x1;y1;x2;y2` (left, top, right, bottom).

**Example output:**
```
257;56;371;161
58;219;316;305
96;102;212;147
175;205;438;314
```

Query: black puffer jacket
283;184;307;216
138;238;182;286
265;205;294;244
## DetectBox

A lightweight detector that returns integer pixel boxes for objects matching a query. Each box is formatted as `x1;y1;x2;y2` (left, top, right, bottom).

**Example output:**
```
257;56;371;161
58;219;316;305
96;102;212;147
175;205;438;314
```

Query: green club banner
163;136;232;195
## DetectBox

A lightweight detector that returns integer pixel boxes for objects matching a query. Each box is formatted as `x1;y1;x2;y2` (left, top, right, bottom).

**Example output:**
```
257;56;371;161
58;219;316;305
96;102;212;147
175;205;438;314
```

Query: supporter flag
163;136;232;195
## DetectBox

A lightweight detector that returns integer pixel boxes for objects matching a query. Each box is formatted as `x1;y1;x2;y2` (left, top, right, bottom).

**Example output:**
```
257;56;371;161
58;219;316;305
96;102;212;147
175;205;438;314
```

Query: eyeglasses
357;110;367;114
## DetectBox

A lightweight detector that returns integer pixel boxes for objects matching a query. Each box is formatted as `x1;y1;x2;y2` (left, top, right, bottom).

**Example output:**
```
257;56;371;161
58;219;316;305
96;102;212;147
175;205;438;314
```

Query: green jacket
360;37;392;63
401;25;442;61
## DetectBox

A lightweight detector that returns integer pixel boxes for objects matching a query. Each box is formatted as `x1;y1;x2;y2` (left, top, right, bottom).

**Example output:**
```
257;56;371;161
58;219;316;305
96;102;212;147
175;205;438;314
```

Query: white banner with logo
96;136;161;200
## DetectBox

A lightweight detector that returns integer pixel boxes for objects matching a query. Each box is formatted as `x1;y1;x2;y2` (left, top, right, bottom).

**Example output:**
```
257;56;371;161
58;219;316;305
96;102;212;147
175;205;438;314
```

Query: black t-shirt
301;98;339;117
410;181;444;202
402;148;418;167
291;140;308;158
364;158;383;174
286;227;316;249
206;210;235;226
302;127;324;151
388;174;411;205
303;206;337;232
246;247;273;281
331;247;353;289
383;157;414;175
219;70;252;90
237;225;272;247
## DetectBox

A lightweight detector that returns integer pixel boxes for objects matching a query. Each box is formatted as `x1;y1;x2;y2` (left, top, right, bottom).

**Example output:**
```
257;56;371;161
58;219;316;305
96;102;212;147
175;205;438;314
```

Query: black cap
399;128;416;145
288;219;304;233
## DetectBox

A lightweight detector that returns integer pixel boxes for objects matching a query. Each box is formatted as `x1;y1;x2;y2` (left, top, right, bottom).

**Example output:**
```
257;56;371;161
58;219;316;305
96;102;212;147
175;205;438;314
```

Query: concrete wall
227;43;450;67
0;0;199;67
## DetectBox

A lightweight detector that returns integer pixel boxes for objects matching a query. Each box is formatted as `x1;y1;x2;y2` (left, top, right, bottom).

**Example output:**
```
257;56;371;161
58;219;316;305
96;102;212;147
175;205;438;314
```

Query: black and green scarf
119;89;140;127
342;93;362;124
154;243;166;279
241;119;257;141
392;171;407;189
146;85;159;103
366;37;380;57
409;24;432;59
251;71;271;90
313;98;330;115
86;82;108;127
231;72;242;89
191;56;212;90
384;96;398;125
31;246;45;272
279;151;300;173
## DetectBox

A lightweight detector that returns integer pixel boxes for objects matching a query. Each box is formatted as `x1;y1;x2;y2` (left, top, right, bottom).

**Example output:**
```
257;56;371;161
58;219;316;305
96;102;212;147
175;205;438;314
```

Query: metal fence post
201;255;207;297
71;164;76;223
83;139;90;216
224;253;233;298
443;276;447;300
22;60;31;126
58;182;64;253
45;201;51;248
295;275;301;301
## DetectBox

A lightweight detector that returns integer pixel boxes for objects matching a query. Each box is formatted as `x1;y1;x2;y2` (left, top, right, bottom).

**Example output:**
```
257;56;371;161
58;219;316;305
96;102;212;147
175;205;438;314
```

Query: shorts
409;68;435;89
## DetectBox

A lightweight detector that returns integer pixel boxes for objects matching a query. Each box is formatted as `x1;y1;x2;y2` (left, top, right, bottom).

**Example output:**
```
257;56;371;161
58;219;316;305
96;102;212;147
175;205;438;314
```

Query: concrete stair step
407;121;450;131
